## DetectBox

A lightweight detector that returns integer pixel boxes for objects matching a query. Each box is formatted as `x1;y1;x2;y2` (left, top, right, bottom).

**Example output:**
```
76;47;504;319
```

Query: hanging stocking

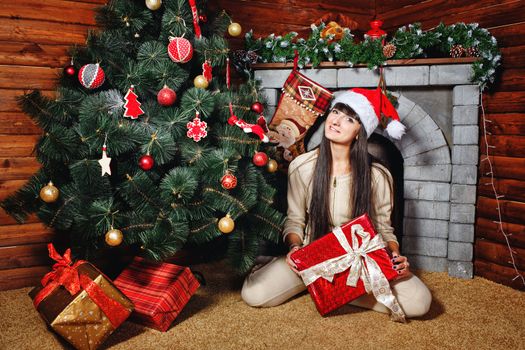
268;51;333;163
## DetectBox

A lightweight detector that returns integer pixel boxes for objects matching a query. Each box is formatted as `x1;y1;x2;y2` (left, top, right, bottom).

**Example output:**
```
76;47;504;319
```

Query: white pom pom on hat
331;87;406;139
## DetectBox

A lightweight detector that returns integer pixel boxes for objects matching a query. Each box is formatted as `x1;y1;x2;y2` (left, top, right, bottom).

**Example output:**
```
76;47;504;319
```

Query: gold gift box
29;263;134;350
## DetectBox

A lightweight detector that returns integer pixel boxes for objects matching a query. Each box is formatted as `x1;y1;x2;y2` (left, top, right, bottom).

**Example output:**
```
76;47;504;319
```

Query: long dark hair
308;103;372;241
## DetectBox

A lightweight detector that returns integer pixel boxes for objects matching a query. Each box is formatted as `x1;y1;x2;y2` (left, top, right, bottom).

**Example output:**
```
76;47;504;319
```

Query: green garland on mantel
244;22;501;90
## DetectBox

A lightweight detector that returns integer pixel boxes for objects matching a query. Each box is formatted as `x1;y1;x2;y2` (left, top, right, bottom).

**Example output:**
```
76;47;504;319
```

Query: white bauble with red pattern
167;37;193;63
78;63;105;89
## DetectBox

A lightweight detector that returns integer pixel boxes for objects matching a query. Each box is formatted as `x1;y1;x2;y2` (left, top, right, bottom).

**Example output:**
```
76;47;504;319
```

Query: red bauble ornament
157;86;177;106
138;154;154;170
221;173;237;190
167;37;193;63
253;152;269;167
250;102;264;114
63;64;76;77
78;63;105;89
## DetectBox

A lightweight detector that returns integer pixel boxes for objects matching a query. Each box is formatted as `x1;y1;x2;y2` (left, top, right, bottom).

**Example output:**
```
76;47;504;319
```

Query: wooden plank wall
0;0;106;290
377;0;525;290
209;0;374;49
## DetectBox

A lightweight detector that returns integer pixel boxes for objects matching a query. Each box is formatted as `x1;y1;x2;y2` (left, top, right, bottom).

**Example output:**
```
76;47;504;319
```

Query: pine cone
383;43;397;59
232;50;259;75
232;50;259;65
465;46;480;57
246;50;259;64
450;44;464;58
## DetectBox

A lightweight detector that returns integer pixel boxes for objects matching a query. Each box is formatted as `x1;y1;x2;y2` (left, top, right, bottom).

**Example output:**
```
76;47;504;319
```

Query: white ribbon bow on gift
299;224;406;322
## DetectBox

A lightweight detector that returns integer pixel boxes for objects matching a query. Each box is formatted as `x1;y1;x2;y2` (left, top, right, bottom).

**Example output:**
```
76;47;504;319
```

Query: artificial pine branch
180;88;216;118
227;230;260;274
160;167;199;204
214;125;261;156
188;217;222;244
160;5;194;41
209;10;230;37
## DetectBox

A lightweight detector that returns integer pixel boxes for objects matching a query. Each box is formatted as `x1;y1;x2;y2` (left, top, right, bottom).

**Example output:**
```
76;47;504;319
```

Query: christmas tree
1;0;284;273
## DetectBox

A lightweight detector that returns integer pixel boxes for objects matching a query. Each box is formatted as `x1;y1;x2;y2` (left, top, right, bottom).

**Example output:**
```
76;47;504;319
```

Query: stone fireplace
255;61;480;278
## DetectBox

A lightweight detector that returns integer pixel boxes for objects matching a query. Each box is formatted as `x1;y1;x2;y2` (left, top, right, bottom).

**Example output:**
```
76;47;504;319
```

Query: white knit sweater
283;149;398;246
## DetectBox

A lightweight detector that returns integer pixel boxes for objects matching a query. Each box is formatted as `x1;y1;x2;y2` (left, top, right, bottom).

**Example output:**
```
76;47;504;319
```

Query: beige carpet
1;262;524;350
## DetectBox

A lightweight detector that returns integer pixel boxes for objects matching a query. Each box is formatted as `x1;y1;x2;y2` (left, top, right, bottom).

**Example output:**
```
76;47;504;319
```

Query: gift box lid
114;257;199;318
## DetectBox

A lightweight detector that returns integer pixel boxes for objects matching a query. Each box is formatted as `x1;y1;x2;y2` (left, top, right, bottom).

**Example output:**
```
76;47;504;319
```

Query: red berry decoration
167;37;193;63
63;64;76;77
138;154;154;171
199;14;207;23
157;86;177;106
251;102;264;114
253;152;269;167
221;173;237;190
78;63;105;89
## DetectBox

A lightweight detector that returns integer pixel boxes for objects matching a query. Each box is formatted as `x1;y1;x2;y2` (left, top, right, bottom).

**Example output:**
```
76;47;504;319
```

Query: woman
241;89;432;318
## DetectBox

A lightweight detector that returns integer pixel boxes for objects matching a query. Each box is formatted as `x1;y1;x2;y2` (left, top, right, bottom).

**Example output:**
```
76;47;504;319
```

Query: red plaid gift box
291;214;406;322
114;257;200;331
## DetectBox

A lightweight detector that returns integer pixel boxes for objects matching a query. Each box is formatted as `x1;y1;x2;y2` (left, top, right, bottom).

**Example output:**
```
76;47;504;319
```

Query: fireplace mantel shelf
252;57;479;70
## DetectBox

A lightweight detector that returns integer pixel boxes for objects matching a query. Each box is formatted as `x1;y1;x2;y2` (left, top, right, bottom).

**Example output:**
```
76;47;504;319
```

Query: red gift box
291;214;405;321
114;257;200;331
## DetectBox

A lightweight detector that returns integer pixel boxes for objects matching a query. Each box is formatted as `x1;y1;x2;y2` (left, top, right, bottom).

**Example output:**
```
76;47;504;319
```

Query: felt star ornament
98;144;112;176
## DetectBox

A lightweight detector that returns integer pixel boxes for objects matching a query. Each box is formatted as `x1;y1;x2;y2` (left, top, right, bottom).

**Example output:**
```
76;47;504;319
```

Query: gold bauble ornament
39;181;59;203
228;22;242;37
194;75;209;89
218;214;235;234
267;159;278;173
145;0;162;11
105;228;123;246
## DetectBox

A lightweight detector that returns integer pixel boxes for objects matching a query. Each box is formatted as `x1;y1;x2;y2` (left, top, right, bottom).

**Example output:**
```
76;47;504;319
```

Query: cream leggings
241;256;432;318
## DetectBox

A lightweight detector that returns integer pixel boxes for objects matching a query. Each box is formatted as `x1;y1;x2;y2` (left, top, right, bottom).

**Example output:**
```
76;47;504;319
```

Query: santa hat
279;118;306;138
331;87;406;139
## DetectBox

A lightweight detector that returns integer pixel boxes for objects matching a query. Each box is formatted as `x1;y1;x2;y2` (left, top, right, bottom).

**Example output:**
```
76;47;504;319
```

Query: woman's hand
391;254;412;280
286;245;301;274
